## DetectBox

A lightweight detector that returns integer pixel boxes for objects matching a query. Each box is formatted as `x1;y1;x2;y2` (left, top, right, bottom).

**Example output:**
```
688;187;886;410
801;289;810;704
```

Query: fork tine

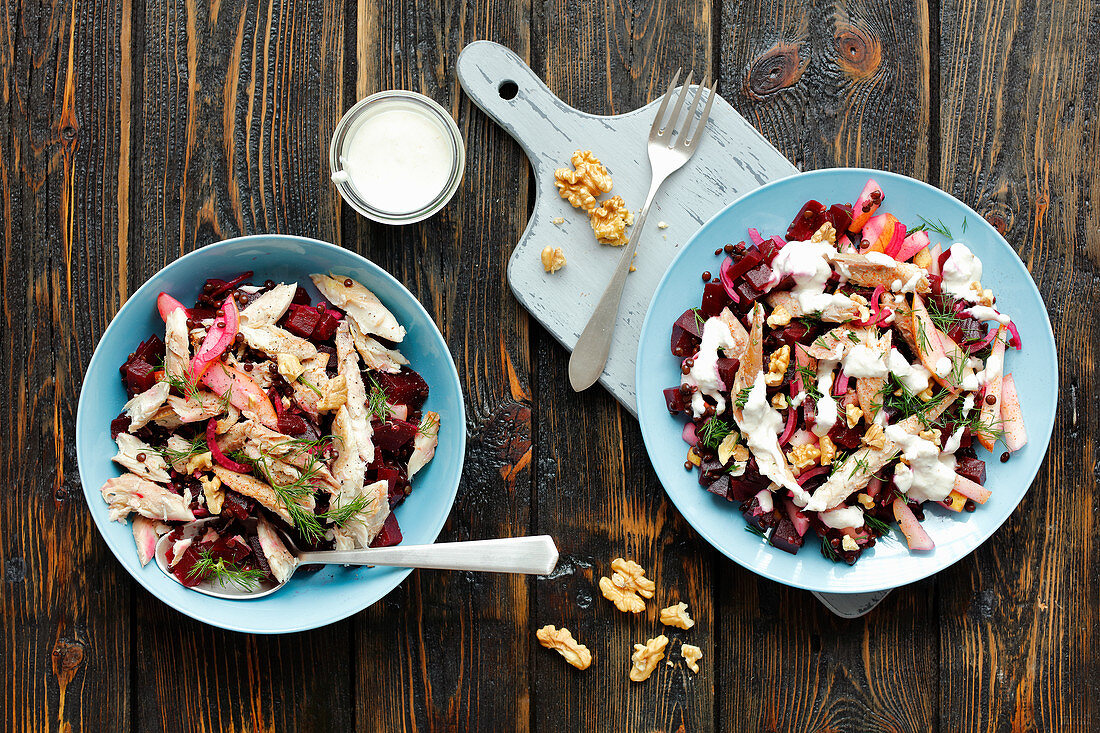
663;70;695;138
649;68;681;137
683;76;716;147
677;74;712;148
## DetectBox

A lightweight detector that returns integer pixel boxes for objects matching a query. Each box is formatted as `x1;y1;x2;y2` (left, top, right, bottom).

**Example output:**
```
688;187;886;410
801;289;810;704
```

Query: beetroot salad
101;273;439;591
664;178;1027;564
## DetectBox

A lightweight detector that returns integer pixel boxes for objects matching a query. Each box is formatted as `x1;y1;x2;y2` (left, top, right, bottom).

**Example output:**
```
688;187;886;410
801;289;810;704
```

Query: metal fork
568;70;716;391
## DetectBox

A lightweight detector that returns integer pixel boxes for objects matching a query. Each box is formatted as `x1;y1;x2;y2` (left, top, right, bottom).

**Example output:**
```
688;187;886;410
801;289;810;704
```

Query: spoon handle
296;535;560;575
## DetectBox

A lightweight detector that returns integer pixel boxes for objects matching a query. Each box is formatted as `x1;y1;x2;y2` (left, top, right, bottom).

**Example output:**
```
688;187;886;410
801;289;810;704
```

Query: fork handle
296;536;560;575
568;177;663;391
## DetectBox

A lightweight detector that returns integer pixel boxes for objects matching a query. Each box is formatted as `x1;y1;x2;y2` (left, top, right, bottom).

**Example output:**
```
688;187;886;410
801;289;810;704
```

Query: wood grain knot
51;637;86;690
468;400;531;489
743;42;808;100
834;21;881;80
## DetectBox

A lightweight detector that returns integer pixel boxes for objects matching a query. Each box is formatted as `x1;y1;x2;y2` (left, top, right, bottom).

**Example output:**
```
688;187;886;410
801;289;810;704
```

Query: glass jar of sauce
330;90;465;224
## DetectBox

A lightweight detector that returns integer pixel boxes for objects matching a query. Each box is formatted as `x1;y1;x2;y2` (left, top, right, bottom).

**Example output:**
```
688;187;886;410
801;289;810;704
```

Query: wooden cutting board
455;40;888;618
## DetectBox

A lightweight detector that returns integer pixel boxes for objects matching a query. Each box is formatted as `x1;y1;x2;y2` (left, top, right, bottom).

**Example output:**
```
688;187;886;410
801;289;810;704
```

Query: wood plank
351;2;535;731
937;0;1099;727
717;0;937;729
531;3;717;731
0;1;133;730
131;0;353;729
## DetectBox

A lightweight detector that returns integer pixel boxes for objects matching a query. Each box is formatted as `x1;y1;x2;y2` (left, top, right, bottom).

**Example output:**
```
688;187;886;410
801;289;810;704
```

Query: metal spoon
155;518;560;600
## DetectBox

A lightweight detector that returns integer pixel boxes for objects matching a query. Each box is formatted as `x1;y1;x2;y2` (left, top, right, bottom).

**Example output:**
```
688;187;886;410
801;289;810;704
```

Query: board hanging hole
498;80;519;100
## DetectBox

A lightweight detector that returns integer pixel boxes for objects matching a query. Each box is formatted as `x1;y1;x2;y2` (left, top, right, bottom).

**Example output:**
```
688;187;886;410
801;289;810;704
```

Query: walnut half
541;246;566;273
629;635;669;682
599;558;655;614
589;195;633;246
535;625;592;670
554;150;613;212
681;644;703;674
659;602;695;630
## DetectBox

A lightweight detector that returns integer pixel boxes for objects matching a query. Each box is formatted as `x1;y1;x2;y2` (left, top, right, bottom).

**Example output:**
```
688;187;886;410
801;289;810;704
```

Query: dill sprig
744;524;768;540
323;494;375;526
365;373;393;421
820;536;840;561
248;438;338;544
698;417;734;449
157;362;200;401
795;365;822;399
187;548;266;591
297;375;323;397
157;434;208;464
691;308;706;332
961;216;968;233
848;454;871;479
863;512;891;536
913;216;953;239
878;375;951;428
418;413;438;437
734;387;753;410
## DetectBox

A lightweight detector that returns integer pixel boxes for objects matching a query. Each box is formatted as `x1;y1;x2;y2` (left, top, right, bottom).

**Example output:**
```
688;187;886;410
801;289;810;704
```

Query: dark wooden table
2;0;1092;729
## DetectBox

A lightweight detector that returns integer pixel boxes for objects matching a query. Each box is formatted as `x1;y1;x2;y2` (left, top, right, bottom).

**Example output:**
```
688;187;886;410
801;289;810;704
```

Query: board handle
456;41;575;163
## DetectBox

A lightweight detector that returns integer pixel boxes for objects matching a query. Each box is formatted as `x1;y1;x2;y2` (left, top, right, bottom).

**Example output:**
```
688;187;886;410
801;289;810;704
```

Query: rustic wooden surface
0;0;1092;730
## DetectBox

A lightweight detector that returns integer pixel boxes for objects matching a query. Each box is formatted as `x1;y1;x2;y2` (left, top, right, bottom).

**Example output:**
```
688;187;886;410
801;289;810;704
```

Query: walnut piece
770;393;788;410
599;558;655;614
862;423;886;450
917;386;935;402
686;445;702;467
786;443;821;473
717;433;740;466
630;635;669;682
918;428;942;443
277;353;305;382
818;434;836;466
841;535;859;552
184;451;214;475
810;222;837;244
536;625;592;670
845;403;863;428
610;558;655;598
541;246;567;273
765;345;791;387
659;602;695;630
200;474;224;515
599;576;646;614
554;150;613;212
856;492;875;510
681;643;703;674
766;304;791;328
589;195;633;246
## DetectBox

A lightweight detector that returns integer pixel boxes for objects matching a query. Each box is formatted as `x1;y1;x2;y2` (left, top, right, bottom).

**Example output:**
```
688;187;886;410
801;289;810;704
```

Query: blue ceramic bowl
76;235;466;633
636;168;1057;593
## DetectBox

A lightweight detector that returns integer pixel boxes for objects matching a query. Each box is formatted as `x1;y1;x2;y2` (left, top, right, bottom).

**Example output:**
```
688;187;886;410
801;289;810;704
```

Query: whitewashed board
455;40;890;618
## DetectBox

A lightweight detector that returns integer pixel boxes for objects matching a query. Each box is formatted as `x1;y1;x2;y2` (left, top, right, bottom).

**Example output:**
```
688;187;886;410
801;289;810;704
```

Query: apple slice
976;326;1007;450
893;499;934;551
1000;373;1028;452
896;229;931;263
850;178;884;232
953;474;992;504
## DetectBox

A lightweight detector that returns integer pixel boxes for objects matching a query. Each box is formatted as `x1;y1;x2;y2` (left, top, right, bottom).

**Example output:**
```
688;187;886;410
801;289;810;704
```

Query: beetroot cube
376;370;430;409
786;200;827;242
133;334;165;365
700;281;730;316
956;456;987;485
284;305;321;338
292;286;312;305
769;321;810;348
370;513;402;547
770;518;804;555
725;247;763;282
124;358;157;396
734;279;763;304
716;357;739;389
706;474;730;500
312;311;341;341
664;387;687;414
221;491;253;520
674;308;705;338
827;203;854;234
372;418;418;451
170;544;207;587
828;418;863;450
744;262;774;292
110;413;131;439
671;325;701;357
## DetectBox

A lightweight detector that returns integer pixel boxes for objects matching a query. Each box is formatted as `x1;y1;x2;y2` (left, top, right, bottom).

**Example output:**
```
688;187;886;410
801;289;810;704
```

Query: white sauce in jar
941;244;983;302
334;100;455;214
